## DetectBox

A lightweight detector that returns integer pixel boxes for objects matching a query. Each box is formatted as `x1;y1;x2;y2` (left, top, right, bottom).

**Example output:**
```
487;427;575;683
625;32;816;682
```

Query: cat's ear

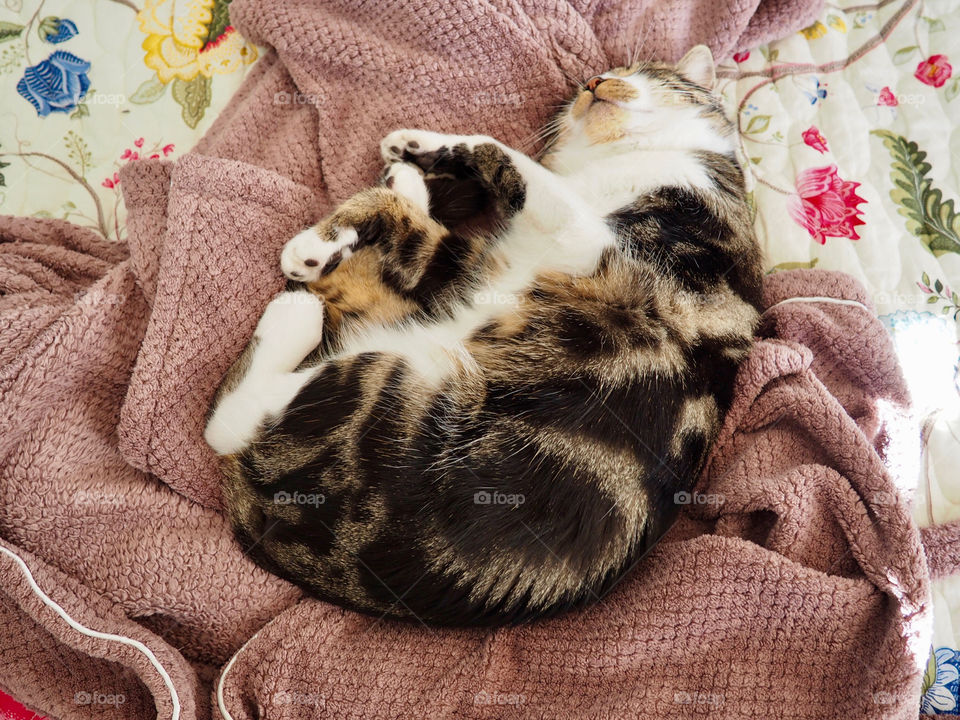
677;45;716;89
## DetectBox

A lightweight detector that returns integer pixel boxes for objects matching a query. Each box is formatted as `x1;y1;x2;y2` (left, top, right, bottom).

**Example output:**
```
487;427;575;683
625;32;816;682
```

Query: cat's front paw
280;225;359;282
381;161;430;212
380;129;452;170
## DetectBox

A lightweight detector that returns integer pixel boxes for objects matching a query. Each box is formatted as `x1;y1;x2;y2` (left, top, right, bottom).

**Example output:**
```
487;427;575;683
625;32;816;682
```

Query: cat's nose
586;76;605;92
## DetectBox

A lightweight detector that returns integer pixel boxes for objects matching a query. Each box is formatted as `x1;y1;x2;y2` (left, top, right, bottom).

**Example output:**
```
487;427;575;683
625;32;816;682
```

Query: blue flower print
16;51;91;116
38;17;79;44
921;647;960;714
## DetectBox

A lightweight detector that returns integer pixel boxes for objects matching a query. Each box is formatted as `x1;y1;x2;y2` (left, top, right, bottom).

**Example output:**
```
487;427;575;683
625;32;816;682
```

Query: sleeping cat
204;45;763;626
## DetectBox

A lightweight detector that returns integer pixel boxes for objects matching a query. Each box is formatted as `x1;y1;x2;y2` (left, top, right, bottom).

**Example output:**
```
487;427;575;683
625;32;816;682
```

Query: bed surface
1;0;957;714
715;3;960;712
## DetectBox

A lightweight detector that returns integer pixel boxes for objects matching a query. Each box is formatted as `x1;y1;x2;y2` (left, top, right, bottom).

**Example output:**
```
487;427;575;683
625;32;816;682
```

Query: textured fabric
0;210;302;720
0;229;930;718
15;1;947;718
117;0;822;511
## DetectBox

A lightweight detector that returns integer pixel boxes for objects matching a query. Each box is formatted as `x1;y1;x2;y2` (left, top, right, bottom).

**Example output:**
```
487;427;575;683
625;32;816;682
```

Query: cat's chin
581;104;629;144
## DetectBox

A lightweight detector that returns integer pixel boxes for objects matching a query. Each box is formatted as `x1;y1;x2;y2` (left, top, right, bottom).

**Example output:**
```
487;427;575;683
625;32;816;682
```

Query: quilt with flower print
0;0;257;240
716;0;960;715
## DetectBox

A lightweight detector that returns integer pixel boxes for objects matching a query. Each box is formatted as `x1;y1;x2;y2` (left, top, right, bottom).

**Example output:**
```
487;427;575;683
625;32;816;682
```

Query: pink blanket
3;0;943;718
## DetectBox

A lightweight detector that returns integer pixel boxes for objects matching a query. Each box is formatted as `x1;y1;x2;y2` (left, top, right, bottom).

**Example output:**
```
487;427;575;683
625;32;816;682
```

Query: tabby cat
204;45;763;626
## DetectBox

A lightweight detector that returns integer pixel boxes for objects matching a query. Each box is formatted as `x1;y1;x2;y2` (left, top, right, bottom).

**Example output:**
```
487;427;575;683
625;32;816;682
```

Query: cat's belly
330;220;617;387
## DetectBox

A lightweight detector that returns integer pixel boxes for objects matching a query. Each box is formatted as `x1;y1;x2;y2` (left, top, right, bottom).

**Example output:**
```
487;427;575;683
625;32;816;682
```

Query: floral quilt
717;0;960;714
1;0;959;716
0;0;257;240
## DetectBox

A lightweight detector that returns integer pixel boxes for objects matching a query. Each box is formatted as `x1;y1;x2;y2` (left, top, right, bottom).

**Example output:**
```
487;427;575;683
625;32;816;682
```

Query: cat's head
543;45;733;166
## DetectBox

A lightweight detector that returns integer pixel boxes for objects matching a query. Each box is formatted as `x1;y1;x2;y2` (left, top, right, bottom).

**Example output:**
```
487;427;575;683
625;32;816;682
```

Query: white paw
204;389;266;456
205;365;314;455
253;290;325;369
380;129;451;164
383;162;430;212
280;226;359;282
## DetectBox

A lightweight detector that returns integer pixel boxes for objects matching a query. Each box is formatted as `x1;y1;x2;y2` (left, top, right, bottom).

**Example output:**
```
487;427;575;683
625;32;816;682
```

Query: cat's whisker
516;117;567;153
628;19;653;68
559;67;586;92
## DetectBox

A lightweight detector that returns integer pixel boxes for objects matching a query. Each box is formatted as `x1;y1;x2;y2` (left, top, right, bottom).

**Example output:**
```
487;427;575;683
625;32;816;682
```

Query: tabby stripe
482;374;684;465
694;150;745;198
275;356;369;441
609;187;736;294
410;230;471;302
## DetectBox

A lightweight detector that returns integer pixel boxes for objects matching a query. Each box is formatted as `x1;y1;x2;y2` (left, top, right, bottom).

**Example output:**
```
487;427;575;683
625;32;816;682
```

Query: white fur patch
385;162;429;212
205;291;324;455
281;226;359;283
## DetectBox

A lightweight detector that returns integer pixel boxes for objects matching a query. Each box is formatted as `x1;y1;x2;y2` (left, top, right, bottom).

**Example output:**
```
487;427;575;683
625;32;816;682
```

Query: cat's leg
381;130;533;217
284;165;482;313
379;131;591;222
204;289;324;455
280;163;432;285
380;130;615;274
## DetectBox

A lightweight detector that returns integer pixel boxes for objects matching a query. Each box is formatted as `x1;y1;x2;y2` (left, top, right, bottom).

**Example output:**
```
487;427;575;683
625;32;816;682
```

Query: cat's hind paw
280;225;359;282
380;129;456;171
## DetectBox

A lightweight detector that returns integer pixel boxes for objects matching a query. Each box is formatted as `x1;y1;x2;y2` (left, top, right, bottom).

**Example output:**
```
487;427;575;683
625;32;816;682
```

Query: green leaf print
946;78;960;103
203;0;233;49
744;114;771;134
917;273;960;319
872;130;960;256
129;75;168;104
172;75;212;129
0;21;24;43
63;131;92;177
766;258;819;274
892;46;919;65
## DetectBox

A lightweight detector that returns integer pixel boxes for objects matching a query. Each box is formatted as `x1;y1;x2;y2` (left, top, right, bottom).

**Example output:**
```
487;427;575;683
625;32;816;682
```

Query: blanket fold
117;153;324;508
0;214;303;719
3;0;943;718
0;537;196;720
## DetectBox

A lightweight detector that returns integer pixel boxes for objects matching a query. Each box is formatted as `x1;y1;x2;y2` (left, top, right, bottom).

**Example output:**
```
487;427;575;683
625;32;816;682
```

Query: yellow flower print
799;21;828;40
137;0;257;84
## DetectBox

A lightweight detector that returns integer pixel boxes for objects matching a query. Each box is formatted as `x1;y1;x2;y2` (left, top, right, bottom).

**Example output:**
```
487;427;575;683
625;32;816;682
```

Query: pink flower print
787;165;867;244
915;55;952;88
877;86;898;106
801;126;829;154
